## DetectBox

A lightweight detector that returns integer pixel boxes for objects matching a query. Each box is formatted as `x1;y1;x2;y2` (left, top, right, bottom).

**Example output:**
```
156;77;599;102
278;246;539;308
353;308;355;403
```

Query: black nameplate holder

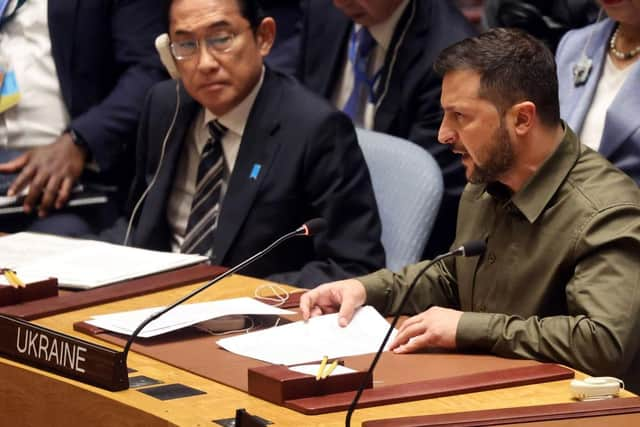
0;314;128;391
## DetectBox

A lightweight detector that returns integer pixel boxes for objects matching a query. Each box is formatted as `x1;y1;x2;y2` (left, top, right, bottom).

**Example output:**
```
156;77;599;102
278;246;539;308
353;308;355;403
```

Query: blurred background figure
484;0;599;51
297;0;476;258
556;0;640;184
263;0;303;75
0;0;168;235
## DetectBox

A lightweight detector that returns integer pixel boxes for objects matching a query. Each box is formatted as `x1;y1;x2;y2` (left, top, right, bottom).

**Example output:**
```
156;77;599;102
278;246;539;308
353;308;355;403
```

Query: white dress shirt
167;68;265;252
332;0;409;129
0;0;69;149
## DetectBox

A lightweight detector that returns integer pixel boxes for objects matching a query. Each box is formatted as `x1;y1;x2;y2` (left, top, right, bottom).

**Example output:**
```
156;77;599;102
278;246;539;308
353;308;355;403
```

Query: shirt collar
484;123;581;224
364;0;410;52
203;66;265;138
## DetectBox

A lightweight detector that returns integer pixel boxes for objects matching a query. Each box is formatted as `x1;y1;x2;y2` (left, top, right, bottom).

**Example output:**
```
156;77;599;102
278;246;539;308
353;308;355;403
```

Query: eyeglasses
170;27;251;61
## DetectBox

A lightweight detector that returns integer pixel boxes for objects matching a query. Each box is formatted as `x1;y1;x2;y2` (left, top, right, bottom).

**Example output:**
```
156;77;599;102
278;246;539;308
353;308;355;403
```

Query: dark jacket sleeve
68;0;168;173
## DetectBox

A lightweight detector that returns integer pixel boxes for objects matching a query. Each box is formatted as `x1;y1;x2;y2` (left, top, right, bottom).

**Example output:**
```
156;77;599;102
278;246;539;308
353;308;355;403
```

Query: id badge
0;66;20;113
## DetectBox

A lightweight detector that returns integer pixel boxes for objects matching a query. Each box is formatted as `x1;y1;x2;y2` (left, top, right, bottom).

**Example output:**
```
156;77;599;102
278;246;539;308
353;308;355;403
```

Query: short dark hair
434;28;560;127
236;0;266;31
168;0;266;31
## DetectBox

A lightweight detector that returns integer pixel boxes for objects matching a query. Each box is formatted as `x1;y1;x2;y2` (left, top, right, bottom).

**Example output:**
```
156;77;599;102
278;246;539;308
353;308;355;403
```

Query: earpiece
155;33;181;79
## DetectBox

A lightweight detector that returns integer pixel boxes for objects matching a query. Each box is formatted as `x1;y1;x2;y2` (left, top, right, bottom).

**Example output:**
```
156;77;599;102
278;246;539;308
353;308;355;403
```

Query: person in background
556;0;640;184
114;0;385;289
262;0;303;75
0;0;168;236
297;0;477;258
483;0;599;52
301;28;640;393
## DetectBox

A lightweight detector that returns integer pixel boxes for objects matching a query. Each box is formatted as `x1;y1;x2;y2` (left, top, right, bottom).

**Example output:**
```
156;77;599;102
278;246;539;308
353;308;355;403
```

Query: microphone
345;240;486;426
122;217;328;366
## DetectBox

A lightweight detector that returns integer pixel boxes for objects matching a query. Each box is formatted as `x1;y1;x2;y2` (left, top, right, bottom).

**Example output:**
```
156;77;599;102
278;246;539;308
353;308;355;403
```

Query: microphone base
234;408;270;427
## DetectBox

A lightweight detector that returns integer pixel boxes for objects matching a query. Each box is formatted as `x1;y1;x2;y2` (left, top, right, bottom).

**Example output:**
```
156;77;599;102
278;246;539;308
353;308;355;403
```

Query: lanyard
348;28;382;104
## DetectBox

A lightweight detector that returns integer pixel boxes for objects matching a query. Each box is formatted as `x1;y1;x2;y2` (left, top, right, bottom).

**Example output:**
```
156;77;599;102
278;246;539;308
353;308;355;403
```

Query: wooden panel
0;264;224;320
362;397;640;426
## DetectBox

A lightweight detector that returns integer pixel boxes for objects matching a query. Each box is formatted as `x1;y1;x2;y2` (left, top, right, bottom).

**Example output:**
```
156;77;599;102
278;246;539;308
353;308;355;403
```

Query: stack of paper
85;297;294;338
0;232;207;289
217;306;397;365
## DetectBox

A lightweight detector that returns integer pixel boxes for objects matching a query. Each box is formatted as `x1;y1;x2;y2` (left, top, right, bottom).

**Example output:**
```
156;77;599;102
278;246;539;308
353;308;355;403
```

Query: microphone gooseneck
122;218;326;366
345;240;486;427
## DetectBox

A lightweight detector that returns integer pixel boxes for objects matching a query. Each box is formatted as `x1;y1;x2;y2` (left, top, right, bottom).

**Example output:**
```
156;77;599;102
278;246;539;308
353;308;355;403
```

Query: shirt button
487;253;496;264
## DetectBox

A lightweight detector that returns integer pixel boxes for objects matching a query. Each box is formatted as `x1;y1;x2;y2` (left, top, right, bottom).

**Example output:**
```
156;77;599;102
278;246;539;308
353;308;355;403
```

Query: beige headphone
155;34;181;79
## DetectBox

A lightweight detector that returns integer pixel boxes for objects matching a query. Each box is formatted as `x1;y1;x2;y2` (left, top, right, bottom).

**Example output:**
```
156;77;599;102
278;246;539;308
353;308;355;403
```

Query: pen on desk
1;268;25;288
316;355;328;380
321;359;339;379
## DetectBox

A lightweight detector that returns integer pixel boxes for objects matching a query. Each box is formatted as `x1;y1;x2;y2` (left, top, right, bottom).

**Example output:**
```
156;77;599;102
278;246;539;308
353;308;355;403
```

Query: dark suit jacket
126;68;385;288
298;0;476;257
49;0;167;191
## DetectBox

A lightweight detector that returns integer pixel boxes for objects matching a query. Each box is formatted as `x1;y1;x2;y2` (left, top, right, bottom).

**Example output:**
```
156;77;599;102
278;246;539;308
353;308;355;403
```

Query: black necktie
181;120;227;257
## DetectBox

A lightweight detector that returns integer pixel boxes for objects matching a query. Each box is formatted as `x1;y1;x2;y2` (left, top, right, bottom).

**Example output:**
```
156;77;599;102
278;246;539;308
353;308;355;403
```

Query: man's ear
255;17;276;57
510;101;536;136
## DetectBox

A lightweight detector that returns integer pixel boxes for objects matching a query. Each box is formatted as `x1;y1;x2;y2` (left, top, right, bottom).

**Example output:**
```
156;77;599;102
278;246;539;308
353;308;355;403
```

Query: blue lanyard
348;29;382;104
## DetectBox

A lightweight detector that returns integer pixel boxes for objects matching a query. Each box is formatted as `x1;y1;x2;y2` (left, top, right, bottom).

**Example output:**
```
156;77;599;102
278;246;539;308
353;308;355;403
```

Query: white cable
123;81;181;246
253;283;290;307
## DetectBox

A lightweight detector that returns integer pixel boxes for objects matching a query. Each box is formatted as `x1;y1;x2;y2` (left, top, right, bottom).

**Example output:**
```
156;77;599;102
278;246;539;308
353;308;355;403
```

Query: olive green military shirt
359;127;640;391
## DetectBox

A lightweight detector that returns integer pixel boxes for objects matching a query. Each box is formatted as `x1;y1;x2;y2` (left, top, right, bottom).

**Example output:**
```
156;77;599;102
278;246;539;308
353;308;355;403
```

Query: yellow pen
321;360;339;379
2;269;25;288
316;355;328;380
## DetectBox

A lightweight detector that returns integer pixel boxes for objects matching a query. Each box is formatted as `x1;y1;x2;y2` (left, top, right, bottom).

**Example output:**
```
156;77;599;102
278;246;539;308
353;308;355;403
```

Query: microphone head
461;240;486;257
300;218;328;236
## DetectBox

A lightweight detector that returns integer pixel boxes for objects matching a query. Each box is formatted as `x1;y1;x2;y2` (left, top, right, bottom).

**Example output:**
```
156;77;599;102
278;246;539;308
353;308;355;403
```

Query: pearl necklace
609;25;640;60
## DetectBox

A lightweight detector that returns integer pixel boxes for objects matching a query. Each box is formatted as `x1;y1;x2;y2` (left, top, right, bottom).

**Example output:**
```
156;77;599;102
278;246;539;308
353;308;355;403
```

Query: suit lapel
565;20;614;133
304;2;351;97
140;84;200;237
600;61;640;157
47;0;78;110
374;0;423;133
213;70;283;263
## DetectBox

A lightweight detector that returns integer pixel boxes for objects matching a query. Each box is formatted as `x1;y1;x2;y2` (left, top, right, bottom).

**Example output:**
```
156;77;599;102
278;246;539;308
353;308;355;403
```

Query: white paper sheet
0;232;207;289
217;306;397;365
85;297;294;338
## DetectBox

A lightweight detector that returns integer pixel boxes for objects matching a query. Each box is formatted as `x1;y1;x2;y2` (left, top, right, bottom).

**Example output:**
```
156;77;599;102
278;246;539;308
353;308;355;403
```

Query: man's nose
438;124;456;145
196;42;220;70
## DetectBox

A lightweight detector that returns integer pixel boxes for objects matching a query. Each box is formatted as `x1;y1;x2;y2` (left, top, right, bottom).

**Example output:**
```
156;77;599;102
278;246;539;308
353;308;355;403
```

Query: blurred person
556;0;640;183
0;0;168;235
297;0;477;258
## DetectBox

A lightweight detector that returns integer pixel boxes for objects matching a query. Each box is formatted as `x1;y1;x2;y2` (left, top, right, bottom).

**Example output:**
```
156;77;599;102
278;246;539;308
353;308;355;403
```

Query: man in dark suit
297;0;476;257
0;0;167;234
121;0;385;288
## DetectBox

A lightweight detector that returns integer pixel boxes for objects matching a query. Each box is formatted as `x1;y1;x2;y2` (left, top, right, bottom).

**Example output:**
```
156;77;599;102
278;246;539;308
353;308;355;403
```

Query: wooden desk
0;275;635;426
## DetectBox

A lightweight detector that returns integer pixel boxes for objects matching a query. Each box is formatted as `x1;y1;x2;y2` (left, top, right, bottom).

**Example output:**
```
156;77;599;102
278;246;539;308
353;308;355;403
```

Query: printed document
217;306;397;365
86;297;294;338
0;232;207;289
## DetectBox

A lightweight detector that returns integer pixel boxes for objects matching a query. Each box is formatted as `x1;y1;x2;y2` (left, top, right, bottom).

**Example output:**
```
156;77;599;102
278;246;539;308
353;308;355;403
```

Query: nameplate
0;314;128;391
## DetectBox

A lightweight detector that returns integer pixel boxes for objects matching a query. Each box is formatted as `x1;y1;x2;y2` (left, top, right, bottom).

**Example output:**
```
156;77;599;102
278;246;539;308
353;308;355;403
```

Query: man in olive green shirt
301;28;640;392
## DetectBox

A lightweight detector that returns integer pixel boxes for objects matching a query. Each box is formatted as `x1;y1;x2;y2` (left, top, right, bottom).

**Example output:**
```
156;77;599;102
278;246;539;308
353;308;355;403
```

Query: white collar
203;66;265;137
365;0;410;52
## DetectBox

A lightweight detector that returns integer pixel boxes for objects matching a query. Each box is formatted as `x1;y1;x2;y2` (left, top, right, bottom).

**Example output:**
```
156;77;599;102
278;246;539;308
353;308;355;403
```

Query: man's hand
300;279;367;327
389;306;463;353
0;133;87;217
